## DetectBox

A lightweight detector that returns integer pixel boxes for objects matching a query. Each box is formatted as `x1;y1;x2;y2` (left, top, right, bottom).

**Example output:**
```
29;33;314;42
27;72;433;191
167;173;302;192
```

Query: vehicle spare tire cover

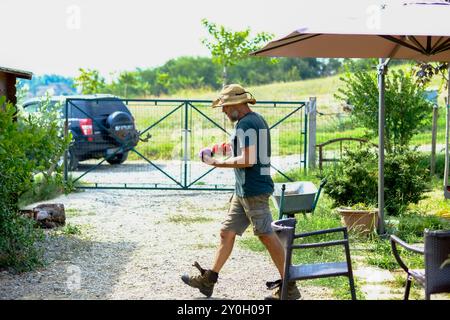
106;111;138;145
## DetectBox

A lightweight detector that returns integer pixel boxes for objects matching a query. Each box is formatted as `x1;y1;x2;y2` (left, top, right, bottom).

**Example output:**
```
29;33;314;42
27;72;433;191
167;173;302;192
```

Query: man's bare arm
204;145;256;168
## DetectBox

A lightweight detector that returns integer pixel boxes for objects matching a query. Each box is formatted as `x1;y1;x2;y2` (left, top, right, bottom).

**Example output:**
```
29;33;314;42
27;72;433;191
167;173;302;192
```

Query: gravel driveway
0;188;333;300
70;155;304;188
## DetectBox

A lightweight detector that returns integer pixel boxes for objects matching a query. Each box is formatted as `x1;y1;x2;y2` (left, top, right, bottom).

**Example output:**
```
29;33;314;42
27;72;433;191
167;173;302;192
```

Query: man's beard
229;110;239;122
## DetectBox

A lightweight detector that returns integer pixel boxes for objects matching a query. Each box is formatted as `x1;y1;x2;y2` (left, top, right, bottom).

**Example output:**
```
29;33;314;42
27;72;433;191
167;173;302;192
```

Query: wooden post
307;97;317;169
431;103;439;177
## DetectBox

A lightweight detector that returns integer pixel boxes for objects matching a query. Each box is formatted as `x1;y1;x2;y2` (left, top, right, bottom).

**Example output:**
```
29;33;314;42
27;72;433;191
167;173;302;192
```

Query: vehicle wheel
68;150;79;171
106;152;128;165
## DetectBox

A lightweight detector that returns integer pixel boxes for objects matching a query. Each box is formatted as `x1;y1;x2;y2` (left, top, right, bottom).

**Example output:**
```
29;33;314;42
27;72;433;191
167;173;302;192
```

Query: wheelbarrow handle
319;178;328;189
312;178;327;213
278;184;286;220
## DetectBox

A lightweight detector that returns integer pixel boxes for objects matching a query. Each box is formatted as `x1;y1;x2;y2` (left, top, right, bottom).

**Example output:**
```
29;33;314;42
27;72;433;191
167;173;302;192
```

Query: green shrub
335;68;433;153
325;146;429;216
0;96;71;271
384;148;430;215
0;208;44;272
324;147;378;208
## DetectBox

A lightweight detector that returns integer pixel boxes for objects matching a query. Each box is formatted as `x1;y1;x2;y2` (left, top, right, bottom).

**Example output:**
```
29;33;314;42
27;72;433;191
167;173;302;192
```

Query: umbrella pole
446;65;450;196
377;58;388;235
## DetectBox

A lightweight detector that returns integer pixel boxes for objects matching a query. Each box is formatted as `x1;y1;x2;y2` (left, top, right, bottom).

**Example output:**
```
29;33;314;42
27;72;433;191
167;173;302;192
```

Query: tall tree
74;68;105;94
201;19;273;87
118;71;138;98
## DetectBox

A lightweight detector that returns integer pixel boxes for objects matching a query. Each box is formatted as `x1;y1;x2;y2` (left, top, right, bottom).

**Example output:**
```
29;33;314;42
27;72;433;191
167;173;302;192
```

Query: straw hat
211;84;256;108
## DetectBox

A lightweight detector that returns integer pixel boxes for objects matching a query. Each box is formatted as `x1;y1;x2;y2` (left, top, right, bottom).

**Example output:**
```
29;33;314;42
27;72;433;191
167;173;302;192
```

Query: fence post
183;102;190;188
431;103;439;177
307;97;317;170
64;99;69;183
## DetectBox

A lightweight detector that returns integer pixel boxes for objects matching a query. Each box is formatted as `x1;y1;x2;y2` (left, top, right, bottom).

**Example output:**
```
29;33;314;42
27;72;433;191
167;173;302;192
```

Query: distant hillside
163;63;444;114
169;75;342;112
18;74;77;98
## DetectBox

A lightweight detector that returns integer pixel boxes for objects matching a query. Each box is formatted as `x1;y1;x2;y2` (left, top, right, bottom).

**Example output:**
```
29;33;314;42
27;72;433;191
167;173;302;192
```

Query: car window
65;98;130;118
88;99;131;117
66;100;91;118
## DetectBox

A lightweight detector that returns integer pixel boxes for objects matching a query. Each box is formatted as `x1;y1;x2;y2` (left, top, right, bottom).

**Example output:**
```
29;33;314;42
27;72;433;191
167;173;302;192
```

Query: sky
0;0;394;79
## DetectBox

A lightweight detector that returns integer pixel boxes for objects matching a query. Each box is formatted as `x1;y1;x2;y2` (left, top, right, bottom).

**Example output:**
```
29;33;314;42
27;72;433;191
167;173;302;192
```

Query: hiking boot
264;279;302;300
181;261;218;298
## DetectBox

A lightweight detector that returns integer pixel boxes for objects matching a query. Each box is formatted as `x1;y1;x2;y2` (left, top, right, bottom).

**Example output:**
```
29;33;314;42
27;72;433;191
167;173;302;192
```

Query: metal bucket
271;181;318;215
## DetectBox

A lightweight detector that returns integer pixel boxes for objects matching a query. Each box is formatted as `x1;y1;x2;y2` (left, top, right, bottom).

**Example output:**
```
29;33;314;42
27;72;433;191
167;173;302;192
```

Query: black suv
23;94;140;170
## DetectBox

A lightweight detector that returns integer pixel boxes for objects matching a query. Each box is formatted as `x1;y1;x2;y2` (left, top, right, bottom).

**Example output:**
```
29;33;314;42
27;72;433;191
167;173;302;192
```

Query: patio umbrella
252;1;450;234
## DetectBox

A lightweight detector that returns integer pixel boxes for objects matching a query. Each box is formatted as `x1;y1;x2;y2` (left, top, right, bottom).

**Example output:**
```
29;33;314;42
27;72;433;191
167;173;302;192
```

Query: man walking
181;84;300;300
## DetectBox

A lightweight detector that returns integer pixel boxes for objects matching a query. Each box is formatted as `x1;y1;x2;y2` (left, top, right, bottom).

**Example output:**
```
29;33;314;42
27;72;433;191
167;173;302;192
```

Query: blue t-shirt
231;112;274;197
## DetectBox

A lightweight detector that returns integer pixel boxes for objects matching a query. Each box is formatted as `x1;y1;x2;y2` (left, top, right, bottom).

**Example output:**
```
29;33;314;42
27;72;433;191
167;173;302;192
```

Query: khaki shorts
221;193;274;236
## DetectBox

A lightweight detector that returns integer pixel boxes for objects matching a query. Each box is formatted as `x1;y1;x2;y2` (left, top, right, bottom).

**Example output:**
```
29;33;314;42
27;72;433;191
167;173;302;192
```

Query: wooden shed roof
0;66;33;80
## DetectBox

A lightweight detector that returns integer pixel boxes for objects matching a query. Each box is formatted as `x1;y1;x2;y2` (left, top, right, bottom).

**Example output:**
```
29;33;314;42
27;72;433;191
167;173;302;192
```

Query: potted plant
336;203;378;236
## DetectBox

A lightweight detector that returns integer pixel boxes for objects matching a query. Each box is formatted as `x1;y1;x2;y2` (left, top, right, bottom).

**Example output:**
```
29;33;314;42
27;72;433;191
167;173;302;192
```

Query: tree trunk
222;66;228;88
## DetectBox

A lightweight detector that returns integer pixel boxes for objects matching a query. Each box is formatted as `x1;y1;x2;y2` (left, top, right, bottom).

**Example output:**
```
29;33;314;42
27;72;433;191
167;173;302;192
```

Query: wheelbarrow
271;179;327;220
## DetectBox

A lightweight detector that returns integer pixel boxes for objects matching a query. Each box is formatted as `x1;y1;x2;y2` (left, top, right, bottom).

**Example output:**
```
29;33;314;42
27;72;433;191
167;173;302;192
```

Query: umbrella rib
433;44;450;55
427;36;432;53
379;35;425;54
252;34;322;55
431;38;450;54
409;36;427;53
431;36;445;54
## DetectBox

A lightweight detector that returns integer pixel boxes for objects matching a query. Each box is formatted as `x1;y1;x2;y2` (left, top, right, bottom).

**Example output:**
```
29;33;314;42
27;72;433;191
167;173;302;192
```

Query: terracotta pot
337;208;378;235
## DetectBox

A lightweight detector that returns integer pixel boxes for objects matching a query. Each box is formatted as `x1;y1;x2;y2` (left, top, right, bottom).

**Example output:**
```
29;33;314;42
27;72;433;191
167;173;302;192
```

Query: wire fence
65;98;308;190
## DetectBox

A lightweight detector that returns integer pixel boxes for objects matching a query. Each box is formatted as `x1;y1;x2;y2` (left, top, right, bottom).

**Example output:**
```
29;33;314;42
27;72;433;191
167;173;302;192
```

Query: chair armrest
390;235;424;254
294;227;347;239
390;235;424;274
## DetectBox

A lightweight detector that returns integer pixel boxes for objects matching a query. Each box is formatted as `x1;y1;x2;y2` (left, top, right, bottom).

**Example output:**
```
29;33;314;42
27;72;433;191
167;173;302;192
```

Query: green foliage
59;223;82;236
413;62;449;89
367;212;449;270
201;19;273;85
0;208;44;272
74;68;106;94
394;212;450;242
18;174;75;208
335;68;433;153
366;238;424;270
325;147;378;208
0;96;70;271
0;99;42;271
341;58;379;73
73;55;343;98
325;147;429;216
384;148;430;215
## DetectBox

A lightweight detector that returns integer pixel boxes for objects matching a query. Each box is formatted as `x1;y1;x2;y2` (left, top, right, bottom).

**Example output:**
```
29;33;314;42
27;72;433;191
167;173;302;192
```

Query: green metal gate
64;98;307;190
